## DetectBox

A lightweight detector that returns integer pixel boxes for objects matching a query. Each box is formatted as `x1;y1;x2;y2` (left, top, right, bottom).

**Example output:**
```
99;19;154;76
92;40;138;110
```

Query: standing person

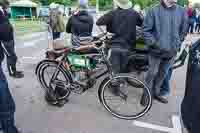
66;0;94;47
187;5;195;34
96;0;142;74
0;32;19;133
49;3;65;40
142;0;188;105
0;0;24;78
68;7;72;16
192;9;197;33
195;11;200;33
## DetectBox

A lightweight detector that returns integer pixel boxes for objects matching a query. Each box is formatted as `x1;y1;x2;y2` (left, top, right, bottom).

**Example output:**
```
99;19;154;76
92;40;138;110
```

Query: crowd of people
0;0;199;132
187;4;200;34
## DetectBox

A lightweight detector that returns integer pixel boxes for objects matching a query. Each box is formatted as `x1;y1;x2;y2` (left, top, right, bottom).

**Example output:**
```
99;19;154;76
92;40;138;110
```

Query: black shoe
154;95;168;104
10;71;24;78
45;93;58;105
126;78;144;88
8;65;24;78
45;93;68;107
56;98;69;107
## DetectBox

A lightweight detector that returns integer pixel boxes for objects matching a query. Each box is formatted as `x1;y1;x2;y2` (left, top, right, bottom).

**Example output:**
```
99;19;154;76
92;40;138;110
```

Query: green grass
136;43;145;49
136;38;146;49
11;20;47;37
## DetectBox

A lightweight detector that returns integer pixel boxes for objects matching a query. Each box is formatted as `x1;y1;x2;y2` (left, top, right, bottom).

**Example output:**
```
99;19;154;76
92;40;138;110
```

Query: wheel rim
101;76;152;120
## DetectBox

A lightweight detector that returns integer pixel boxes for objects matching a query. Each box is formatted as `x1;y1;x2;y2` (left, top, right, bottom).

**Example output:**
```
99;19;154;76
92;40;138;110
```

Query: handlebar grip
172;63;184;70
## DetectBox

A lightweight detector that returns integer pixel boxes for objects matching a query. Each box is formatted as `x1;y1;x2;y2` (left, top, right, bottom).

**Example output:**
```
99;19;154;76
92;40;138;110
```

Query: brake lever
172;62;184;70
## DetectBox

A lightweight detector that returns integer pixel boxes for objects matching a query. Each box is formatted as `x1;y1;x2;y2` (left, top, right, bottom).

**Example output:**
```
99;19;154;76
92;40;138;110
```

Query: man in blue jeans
0;44;19;133
142;0;188;105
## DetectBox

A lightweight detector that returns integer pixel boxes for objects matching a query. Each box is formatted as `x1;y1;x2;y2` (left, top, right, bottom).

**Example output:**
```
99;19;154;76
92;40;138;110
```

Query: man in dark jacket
0;0;23;78
66;0;93;47
0;35;20;133
96;0;142;74
142;0;188;104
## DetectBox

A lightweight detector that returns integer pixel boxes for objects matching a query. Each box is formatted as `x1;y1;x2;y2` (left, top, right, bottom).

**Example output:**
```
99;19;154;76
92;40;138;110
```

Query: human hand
186;42;192;47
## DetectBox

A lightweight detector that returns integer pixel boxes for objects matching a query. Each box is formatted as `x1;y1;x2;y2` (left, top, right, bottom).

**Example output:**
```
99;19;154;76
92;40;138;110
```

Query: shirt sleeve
96;11;113;26
66;17;72;33
179;9;188;43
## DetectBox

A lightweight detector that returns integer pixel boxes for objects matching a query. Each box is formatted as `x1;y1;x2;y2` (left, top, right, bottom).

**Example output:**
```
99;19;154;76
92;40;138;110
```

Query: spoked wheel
99;74;152;120
37;60;72;100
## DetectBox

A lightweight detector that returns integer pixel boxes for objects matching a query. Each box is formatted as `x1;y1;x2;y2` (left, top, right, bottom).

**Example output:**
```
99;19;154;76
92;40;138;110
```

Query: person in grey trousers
142;0;188;105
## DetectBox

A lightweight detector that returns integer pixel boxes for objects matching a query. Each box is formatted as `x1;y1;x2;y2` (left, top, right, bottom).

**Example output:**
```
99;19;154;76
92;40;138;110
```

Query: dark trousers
1;40;17;66
52;32;61;40
0;65;18;133
145;55;175;96
1;40;18;72
181;100;200;133
195;24;200;33
109;48;129;74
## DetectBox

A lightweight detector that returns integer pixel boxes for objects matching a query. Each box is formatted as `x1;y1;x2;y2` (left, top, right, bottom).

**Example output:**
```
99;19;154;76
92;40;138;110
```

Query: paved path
2;30;199;133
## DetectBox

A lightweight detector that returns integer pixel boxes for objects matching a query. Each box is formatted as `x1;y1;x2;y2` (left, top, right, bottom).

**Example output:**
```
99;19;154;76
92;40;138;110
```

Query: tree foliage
98;0;160;10
33;0;76;6
177;0;189;7
132;0;159;9
32;0;189;8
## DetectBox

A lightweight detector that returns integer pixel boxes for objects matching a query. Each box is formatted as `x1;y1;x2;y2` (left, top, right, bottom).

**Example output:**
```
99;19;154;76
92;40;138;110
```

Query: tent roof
11;0;38;7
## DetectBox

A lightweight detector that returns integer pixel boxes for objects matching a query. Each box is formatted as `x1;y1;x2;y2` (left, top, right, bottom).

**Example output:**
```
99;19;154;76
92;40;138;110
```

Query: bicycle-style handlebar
172;44;191;70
